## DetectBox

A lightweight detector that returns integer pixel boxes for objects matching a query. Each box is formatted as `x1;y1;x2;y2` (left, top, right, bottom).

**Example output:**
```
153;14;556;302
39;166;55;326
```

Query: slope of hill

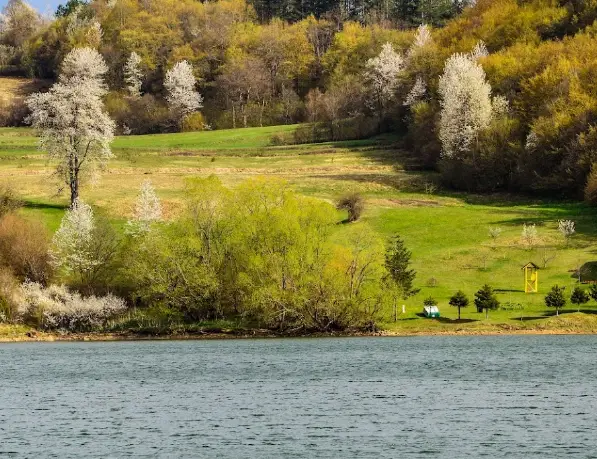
3;125;597;334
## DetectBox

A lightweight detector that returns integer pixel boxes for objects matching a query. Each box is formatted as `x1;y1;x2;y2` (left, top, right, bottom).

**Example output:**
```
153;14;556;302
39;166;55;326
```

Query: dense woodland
3;0;597;198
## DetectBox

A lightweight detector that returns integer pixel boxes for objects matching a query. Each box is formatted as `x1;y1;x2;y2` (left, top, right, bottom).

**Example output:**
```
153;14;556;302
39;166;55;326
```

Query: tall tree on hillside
124;51;143;98
26;47;115;207
438;52;492;160
365;42;404;130
164;60;203;125
0;0;41;48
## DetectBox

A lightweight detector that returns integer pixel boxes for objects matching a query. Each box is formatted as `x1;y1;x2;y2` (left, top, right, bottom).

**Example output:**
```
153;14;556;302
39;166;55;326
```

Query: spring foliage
164;60;203;120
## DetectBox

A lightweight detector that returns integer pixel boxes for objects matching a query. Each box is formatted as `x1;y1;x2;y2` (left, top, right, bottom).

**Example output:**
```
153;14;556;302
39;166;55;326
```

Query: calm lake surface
1;335;596;458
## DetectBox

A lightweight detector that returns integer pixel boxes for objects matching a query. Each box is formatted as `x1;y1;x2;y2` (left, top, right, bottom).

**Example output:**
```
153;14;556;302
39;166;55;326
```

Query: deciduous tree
438;52;492;159
164;60;203;123
26;47;115;207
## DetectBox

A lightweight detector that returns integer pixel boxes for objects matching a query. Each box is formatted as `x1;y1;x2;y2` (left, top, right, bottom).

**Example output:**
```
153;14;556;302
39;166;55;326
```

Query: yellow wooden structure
522;262;539;293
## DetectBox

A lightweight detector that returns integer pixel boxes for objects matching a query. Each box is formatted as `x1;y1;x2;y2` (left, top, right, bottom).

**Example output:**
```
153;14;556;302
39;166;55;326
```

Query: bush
0;214;52;284
18;282;127;331
0;185;22;217
0;268;19;322
182;112;208;132
337;193;364;222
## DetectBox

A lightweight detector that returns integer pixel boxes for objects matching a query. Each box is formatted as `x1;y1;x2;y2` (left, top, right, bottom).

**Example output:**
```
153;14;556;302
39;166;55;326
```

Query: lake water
0;335;596;458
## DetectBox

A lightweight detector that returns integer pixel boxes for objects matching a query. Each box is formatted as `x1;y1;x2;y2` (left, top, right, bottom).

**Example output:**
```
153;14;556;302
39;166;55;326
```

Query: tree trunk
69;160;79;208
485;308;488;319
458;306;461;320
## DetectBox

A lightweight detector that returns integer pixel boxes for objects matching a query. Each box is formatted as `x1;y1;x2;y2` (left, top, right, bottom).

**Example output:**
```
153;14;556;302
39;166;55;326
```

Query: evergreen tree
384;235;418;298
570;286;589;312
474;284;499;318
545;285;566;316
449;289;469;320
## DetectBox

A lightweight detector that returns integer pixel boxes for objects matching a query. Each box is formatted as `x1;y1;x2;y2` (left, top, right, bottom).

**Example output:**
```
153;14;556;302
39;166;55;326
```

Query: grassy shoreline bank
3;313;597;342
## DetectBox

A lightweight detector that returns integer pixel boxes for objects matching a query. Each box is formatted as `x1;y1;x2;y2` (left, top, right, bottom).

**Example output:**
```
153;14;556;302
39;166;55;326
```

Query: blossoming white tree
404;76;426;106
164;60;203;123
365;42;404;126
51;199;99;276
438;52;493;159
124;51;143;98
558;219;575;245
126;180;162;236
26;47;115;207
408;24;432;58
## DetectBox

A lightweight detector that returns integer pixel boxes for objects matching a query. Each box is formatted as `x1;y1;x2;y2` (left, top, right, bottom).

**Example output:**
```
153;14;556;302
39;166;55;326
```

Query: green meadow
2;125;597;335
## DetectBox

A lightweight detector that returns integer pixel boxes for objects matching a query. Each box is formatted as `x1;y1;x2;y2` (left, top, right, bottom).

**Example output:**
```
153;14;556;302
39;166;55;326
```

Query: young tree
26;47;115;207
438;52;492;159
126;180;162;236
164;60;203;123
558;220;575;246
545;285;566;316
51;199;99;276
521;223;539;250
403;76;426;106
449;290;469;320
488;227;502;246
474;284;499;318
570;286;589;312
384;235;418;299
423;296;437;306
124;51;143;98
365;42;404;128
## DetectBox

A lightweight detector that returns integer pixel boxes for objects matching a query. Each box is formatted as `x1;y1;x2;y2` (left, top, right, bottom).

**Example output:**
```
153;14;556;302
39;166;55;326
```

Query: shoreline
1;327;596;343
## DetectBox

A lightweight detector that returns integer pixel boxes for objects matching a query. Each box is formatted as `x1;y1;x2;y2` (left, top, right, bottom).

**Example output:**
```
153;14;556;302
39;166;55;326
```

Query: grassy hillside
2;125;597;334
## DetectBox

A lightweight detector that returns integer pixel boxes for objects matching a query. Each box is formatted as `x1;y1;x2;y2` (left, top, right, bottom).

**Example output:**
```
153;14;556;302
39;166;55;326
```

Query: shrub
337;193;365;222
182;112;208;132
0;214;52;284
18;282;127;331
0;185;22;217
0;268;19;322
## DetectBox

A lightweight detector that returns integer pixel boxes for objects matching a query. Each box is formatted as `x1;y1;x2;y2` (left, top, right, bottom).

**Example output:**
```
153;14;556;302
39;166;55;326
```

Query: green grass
2;124;597;335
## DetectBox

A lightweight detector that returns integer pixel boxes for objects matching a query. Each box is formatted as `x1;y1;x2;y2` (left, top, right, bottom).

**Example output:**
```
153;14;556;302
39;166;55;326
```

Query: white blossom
488;227;502;240
558;220;575;243
19;281;126;331
126;180;162;236
492;95;509;117
438;53;493;159
470;40;489;60
164;60;203;119
525;131;538;150
521;223;538;249
365;42;404;117
51;199;99;274
26;47;114;206
124;51;143;98
408;24;432;57
403;76;426;106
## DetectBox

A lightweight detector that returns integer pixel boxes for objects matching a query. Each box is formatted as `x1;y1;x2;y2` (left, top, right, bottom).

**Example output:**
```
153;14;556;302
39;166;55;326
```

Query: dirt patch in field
374;198;443;207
